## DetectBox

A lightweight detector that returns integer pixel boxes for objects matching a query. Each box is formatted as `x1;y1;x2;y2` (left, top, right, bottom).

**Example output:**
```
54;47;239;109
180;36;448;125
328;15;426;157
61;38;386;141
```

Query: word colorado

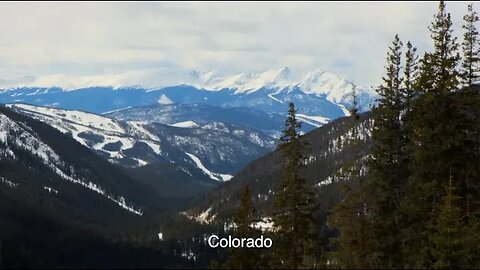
208;235;272;249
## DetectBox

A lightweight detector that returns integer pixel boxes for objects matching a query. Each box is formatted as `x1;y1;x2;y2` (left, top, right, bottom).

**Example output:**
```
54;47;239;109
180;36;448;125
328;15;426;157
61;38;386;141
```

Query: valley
0;68;377;268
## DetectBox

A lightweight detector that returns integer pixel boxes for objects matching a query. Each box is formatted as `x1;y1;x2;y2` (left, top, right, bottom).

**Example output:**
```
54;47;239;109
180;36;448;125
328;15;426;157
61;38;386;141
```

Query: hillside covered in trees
192;1;480;268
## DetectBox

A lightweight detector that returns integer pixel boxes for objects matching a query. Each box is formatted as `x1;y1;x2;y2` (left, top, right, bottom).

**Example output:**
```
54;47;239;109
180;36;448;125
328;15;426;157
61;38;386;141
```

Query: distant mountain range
0;68;378;127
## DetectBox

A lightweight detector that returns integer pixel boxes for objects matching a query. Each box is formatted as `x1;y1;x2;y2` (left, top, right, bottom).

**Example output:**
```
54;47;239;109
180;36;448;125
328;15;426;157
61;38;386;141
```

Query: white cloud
0;1;472;88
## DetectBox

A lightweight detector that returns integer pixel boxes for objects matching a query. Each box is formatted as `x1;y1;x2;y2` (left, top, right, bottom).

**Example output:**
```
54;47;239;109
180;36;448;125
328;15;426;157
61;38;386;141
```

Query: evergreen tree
403;41;419;108
461;3;480;87
428;0;461;93
365;35;410;268
271;102;317;269
327;184;368;269
415;52;436;92
431;179;467;268
224;186;261;269
402;2;480;267
464;211;480;268
328;88;371;268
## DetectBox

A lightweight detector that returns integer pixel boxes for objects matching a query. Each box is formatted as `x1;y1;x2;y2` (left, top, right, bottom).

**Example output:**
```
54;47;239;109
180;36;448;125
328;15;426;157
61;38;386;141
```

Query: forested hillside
183;2;480;268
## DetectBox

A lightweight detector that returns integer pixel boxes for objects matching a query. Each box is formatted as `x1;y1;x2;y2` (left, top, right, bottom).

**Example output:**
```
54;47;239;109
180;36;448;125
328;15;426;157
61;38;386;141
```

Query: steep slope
0;105;185;216
7;103;276;182
183;112;373;223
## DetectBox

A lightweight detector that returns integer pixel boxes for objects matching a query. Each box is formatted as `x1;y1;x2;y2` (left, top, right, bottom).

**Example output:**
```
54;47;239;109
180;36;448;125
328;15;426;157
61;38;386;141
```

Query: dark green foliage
327;184;369;269
271;102;318;269
400;87;480;267
327;88;372;269
461;3;480;87
403;41;419;108
398;2;480;267
429;0;461;93
0;188;190;269
327;2;480;268
430;180;468;268
224;186;262;269
415;52;436;92
364;35;413;268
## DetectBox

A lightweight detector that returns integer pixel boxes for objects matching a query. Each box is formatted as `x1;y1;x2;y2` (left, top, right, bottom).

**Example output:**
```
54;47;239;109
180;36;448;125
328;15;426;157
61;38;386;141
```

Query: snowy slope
186;152;233;182
0;108;143;215
7;103;276;178
7;103;162;163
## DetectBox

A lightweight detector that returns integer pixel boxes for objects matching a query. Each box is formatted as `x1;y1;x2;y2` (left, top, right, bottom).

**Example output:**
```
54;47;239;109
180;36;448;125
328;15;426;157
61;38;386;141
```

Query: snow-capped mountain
7;103;276;181
182;67;377;110
186;67;293;94
0;68;378;124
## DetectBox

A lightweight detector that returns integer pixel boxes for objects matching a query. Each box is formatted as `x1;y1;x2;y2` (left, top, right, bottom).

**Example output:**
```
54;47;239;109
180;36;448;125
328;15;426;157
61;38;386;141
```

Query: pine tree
431;179;467;268
380;35;404;100
224;186;261;269
415;52;436;92
327;184;368;269
328;88;371;268
429;0;461;93
464;211;480;268
271;102;317;269
461;3;480;87
402;2;480;267
365;35;410;268
403;41;419;108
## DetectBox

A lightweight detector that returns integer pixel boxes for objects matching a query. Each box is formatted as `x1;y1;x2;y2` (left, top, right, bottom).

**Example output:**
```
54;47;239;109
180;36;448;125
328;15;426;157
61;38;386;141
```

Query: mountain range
0;67;378;124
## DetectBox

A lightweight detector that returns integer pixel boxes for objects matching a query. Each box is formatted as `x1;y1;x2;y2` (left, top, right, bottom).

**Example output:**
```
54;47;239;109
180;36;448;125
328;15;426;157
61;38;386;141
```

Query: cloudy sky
0;1;473;88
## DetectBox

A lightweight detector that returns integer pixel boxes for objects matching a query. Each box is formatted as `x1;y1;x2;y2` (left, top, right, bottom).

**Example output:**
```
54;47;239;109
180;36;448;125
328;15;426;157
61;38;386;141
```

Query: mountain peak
260;66;291;82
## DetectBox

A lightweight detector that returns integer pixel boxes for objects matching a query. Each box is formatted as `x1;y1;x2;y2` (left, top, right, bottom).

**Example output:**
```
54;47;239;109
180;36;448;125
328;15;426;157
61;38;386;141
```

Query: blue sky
0;1;473;88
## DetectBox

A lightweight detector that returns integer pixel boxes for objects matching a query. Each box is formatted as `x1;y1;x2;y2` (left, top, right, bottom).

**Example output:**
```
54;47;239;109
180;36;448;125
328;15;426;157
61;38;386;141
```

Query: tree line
213;1;480;268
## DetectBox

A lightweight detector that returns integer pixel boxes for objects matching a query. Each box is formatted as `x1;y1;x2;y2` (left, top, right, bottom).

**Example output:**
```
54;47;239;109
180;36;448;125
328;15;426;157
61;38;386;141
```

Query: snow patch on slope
9;103;125;133
158;94;174;105
0;177;18;188
185;152;232;182
44;186;59;194
171;121;199;128
296;114;330;127
181;207;217;224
